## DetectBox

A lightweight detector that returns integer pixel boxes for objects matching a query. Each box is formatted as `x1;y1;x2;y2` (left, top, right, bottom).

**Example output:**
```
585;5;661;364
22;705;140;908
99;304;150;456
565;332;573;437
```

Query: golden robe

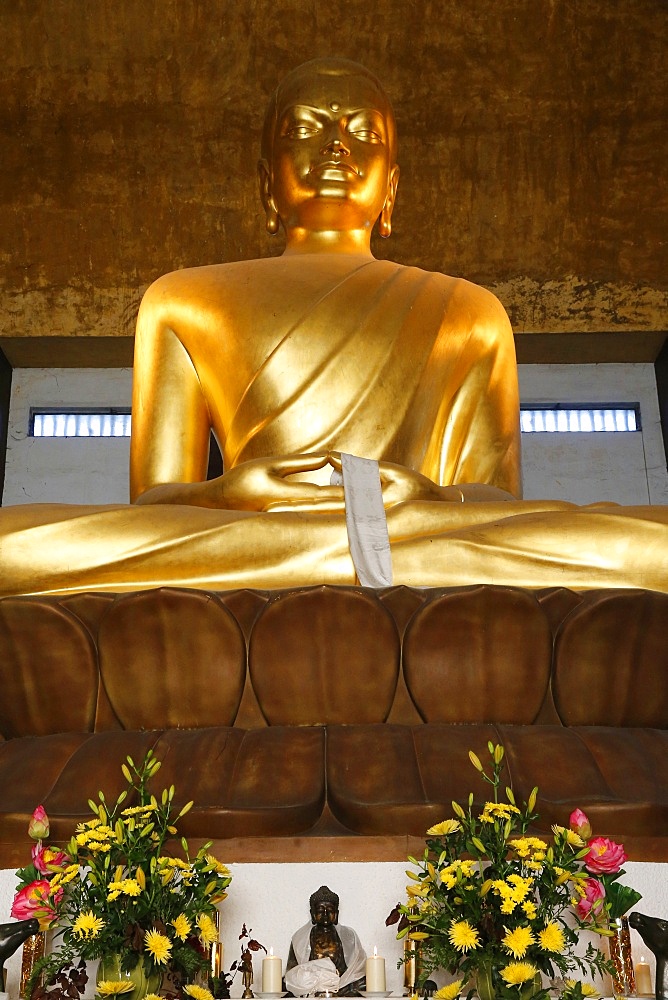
1;260;667;596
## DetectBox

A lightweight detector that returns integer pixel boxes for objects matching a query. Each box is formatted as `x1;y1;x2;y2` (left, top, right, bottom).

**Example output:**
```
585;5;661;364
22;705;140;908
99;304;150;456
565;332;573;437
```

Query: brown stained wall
0;0;666;363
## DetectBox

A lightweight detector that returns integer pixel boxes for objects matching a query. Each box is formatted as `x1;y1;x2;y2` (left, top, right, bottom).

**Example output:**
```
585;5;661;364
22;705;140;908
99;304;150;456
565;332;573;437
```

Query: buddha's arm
130;279;345;510
130;280;212;502
422;283;522;500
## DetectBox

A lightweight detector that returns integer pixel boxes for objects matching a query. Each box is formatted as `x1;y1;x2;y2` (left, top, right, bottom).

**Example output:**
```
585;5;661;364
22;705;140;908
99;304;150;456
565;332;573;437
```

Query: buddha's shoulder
141;259;273;300
397;264;512;330
140;258;510;329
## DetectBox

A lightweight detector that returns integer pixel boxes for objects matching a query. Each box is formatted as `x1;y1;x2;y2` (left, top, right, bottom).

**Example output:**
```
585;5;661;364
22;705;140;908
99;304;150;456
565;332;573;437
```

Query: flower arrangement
12;751;232;999
388;743;641;1000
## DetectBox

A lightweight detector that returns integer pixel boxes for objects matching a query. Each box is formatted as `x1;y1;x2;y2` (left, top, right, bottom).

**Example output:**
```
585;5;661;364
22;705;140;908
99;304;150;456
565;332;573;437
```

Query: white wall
518;363;668;506
3;370;132;506
3;364;666;507
0;861;665;999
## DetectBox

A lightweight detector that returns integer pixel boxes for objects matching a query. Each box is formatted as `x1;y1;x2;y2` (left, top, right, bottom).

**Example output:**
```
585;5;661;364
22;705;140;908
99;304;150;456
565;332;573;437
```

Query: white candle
262;948;283;993
366;946;386;993
635;958;652;996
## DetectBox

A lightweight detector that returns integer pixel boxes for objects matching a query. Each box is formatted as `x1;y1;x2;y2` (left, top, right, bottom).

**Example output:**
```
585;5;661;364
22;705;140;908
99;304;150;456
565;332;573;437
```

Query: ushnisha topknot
309;884;340;916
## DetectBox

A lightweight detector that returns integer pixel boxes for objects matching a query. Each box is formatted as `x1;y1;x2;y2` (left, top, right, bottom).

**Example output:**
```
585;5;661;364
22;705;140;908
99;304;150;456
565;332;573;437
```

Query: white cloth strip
339;452;393;588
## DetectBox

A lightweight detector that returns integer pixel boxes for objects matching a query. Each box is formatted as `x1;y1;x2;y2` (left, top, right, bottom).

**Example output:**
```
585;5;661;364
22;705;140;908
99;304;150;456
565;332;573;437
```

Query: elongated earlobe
258;158;280;236
379;206;392;238
379;164;400;239
266;205;279;235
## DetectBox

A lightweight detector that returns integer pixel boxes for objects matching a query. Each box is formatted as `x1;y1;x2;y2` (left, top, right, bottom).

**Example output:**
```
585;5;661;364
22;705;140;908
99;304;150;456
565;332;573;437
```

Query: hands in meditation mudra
0;57;666;595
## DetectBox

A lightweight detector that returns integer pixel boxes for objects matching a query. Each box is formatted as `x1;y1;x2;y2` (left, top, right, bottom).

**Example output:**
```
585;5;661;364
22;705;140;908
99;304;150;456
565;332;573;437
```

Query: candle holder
609;917;637;998
403;936;420;993
19;932;45;999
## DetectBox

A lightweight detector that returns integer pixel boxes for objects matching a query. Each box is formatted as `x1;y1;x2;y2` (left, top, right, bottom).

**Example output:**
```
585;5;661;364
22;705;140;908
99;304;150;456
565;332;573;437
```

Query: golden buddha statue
0;57;666;596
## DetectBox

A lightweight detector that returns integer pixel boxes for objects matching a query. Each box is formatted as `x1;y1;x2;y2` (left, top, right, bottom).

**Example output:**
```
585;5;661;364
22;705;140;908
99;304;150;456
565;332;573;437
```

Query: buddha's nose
321;136;350;156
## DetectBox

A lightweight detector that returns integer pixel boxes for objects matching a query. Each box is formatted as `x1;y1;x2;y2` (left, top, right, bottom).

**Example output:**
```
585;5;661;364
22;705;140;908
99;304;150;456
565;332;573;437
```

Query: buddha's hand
133;453;345;510
219;453;346;512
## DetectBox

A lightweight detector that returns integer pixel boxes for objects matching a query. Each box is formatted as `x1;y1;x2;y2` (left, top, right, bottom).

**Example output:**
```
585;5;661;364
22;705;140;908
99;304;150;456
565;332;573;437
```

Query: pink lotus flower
28;805;49;841
584;836;627;874
575;877;606;921
11;880;62;930
31;844;70;875
569;808;592;840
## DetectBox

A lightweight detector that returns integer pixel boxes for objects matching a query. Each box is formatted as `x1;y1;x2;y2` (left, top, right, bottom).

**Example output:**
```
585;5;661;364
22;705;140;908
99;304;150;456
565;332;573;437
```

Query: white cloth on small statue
285;921;367;994
331;453;393;588
284;957;341;996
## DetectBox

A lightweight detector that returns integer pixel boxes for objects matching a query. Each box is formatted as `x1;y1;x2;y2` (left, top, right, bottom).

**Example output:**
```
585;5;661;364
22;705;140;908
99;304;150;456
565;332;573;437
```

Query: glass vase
608;917;637;998
97;952;162;1000
19;932;45;999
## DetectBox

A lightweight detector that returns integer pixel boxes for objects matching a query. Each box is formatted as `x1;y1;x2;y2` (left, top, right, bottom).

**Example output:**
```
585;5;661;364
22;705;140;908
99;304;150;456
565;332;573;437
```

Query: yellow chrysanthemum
205;854;231;876
479;802;521;823
552;824;584;847
172;913;191;941
72;910;105;939
502;926;534;959
522;901;537;920
510;836;548;856
426;819;462;836
539;922;566;954
158;856;190;870
500;962;538;986
50;866;79;892
96;983;135;996
433;981;464;1000
448;920;480;952
107;878;142;897
144;929;172;965
145;995;162;1000
76;817;101;832
183;987;215;1000
197;912;218;945
121;804;157;816
564;980;600;998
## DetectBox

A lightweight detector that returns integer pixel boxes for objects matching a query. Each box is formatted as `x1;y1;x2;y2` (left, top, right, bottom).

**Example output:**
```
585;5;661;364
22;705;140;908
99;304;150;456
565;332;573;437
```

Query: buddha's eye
349;129;382;143
284;124;320;139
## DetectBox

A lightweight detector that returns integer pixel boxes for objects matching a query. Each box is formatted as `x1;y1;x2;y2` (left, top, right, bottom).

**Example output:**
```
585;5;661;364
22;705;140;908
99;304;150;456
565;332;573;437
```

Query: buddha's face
311;899;338;926
263;65;398;235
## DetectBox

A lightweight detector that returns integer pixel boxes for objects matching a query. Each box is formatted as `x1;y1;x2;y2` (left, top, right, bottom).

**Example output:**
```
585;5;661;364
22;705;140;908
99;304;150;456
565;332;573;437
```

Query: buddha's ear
379;164;400;238
258;159;280;235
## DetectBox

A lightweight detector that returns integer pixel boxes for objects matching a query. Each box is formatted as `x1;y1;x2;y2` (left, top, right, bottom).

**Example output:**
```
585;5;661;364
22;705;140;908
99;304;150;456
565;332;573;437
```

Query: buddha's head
309;884;340;926
259;58;400;241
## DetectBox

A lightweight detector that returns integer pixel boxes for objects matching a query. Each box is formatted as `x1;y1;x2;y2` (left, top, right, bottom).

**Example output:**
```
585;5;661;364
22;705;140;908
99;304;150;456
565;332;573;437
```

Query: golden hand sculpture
0;58;666;596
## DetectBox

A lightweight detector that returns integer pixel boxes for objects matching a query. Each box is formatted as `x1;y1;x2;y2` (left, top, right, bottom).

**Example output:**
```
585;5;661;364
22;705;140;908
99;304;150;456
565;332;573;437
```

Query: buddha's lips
311;160;358;176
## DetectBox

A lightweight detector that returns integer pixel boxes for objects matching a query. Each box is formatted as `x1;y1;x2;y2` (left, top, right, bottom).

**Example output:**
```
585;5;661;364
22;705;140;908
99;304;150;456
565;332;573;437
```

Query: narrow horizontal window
520;406;640;434
30;408;132;438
